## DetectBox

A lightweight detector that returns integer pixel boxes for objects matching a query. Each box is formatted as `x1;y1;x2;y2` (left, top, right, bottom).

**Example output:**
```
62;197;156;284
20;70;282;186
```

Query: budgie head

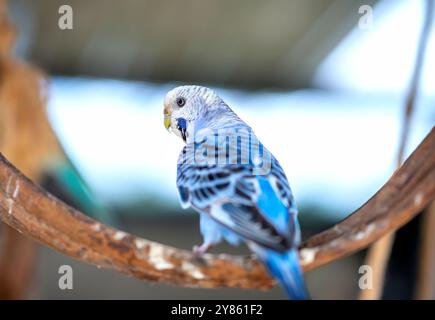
163;85;232;142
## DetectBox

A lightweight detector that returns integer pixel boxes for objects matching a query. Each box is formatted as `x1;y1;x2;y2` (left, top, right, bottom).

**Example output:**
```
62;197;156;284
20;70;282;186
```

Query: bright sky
315;0;435;96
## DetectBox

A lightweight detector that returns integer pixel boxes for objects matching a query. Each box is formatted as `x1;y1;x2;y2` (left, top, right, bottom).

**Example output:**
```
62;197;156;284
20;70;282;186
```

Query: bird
163;85;308;299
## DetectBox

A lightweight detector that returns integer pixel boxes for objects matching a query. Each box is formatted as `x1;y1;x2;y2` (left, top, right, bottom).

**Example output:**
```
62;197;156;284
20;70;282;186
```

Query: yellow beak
164;115;171;130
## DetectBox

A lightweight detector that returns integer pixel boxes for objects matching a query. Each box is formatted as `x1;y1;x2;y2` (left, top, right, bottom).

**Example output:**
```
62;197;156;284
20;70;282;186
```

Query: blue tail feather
262;249;308;300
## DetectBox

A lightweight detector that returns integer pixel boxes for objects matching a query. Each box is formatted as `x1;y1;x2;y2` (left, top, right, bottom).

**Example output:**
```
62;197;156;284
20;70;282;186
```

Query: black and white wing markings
177;162;238;209
176;130;253;209
269;157;297;212
176;131;297;251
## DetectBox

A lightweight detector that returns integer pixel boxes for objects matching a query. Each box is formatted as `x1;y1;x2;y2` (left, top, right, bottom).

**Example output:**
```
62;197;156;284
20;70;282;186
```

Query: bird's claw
192;243;211;257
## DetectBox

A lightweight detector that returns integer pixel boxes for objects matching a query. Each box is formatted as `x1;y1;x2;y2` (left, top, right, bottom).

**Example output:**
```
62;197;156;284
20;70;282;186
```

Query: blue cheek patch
177;118;187;130
177;118;187;141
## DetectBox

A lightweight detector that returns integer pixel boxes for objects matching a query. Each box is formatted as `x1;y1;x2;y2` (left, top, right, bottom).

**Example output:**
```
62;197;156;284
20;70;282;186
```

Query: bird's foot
192;243;212;257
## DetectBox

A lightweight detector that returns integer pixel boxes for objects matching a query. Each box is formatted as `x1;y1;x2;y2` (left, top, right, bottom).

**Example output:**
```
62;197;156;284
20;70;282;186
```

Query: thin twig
360;0;434;300
397;0;434;165
0;128;433;289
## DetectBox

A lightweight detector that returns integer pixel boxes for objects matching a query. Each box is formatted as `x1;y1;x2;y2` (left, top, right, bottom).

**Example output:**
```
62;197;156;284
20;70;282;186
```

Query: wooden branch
0;128;434;289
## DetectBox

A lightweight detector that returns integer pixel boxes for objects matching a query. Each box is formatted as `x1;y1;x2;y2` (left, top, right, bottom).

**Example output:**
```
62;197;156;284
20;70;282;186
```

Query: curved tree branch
0;128;434;290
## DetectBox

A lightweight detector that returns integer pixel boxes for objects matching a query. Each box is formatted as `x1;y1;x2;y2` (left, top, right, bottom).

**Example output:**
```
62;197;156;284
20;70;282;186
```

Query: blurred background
1;0;434;299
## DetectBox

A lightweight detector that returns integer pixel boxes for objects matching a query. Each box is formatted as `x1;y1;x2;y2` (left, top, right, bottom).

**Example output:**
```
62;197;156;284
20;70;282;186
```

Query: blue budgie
163;85;308;299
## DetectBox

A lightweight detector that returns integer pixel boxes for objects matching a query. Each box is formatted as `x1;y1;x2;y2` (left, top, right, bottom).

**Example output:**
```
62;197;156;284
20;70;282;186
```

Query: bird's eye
176;97;186;107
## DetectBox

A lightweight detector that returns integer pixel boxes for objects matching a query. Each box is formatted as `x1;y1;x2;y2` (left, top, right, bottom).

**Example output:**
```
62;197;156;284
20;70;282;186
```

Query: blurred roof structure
9;0;376;89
